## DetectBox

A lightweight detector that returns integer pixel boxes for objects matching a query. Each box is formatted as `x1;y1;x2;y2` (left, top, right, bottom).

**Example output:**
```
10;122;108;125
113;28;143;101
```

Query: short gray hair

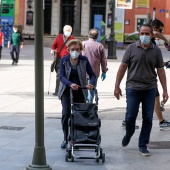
63;25;72;33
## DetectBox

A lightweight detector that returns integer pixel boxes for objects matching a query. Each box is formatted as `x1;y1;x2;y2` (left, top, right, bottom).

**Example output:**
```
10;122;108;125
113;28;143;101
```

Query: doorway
60;0;75;33
44;0;52;35
90;0;106;28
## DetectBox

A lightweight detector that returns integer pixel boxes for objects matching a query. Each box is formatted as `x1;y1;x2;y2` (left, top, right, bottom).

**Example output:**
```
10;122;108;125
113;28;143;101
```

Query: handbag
51;36;70;72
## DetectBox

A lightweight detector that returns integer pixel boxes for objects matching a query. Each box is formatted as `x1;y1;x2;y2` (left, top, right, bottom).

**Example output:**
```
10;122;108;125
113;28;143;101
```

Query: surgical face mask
70;50;80;59
139;35;151;45
13;29;17;32
64;31;71;37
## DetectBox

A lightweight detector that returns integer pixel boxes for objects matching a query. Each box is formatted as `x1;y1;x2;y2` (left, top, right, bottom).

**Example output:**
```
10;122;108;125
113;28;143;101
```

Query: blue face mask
70;50;80;59
139;35;151;45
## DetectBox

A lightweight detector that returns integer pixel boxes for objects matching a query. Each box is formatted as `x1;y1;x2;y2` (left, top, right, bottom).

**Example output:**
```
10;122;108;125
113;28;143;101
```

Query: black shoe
61;140;67;149
52;92;58;96
12;61;14;65
122;120;139;129
122;135;131;147
139;148;151;156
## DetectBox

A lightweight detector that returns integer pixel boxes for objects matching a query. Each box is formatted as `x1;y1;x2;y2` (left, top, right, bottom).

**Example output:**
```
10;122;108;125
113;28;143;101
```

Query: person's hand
86;84;94;90
20;44;23;49
114;86;122;100
51;49;55;55
165;61;170;69
101;72;106;81
166;45;170;51
162;92;169;104
7;44;10;48
2;44;4;48
70;83;79;90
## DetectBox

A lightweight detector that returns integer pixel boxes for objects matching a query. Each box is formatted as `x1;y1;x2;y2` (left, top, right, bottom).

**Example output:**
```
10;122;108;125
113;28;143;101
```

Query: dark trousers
54;58;61;94
0;46;2;60
10;45;20;62
125;88;157;149
61;89;84;141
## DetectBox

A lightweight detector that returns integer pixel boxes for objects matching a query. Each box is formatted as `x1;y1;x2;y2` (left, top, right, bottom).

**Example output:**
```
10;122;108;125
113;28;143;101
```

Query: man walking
82;28;108;102
8;25;24;65
114;24;168;156
122;19;170;130
51;25;75;96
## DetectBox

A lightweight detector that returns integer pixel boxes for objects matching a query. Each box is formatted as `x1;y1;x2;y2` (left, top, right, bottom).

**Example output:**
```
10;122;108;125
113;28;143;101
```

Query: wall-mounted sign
125;20;130;25
116;0;133;9
135;0;149;8
160;9;165;13
26;11;33;25
1;0;14;17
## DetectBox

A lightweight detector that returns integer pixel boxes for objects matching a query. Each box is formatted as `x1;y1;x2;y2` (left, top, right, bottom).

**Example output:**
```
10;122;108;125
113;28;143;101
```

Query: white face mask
13;29;17;32
70;50;80;59
64;31;71;37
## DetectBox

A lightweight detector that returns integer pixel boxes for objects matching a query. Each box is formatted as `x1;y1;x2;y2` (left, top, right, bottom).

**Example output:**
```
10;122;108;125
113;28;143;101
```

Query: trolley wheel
71;155;74;162
96;157;99;163
98;119;101;127
102;153;105;163
99;148;103;159
65;153;69;162
68;149;71;159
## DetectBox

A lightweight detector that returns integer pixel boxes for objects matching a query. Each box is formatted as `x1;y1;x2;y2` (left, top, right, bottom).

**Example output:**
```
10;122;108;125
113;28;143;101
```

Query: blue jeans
10;45;20;62
87;78;98;103
125;88;157;149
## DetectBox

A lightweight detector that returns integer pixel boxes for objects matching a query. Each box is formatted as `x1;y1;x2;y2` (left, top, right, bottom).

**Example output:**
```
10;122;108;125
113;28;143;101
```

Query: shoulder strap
57;36;70;56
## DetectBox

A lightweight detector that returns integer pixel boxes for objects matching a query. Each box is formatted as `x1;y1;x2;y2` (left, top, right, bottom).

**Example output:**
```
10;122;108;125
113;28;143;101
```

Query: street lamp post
26;0;51;169
108;0;117;59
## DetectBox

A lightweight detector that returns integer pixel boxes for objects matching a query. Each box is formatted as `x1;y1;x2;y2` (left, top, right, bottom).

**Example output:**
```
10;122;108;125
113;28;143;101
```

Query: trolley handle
70;87;98;105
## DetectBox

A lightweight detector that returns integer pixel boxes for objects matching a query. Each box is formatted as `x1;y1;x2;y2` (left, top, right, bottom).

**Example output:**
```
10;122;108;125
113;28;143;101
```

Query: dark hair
138;23;153;33
13;25;18;28
150;19;164;28
88;28;98;39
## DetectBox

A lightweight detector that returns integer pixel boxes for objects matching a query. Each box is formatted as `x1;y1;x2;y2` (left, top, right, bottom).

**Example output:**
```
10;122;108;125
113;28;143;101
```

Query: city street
0;45;170;170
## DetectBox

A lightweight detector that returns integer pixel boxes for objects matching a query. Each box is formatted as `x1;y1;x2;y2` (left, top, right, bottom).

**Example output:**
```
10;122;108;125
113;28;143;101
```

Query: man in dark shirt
122;19;170;130
114;24;168;156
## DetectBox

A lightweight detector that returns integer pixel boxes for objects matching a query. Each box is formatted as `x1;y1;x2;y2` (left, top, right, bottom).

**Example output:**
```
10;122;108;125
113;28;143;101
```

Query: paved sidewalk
0;45;170;170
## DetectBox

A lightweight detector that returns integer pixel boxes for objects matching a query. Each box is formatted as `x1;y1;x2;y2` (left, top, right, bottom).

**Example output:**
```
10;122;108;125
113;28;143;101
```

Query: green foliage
125;34;139;41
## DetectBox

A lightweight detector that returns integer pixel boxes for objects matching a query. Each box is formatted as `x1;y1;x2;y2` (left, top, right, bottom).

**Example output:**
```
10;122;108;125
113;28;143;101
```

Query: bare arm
114;63;128;100
157;68;169;103
153;31;169;44
7;41;10;48
2;35;4;45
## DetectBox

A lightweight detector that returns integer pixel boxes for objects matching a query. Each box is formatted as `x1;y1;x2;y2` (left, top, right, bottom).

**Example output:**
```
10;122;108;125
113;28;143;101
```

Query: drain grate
0;126;25;131
148;141;170;149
